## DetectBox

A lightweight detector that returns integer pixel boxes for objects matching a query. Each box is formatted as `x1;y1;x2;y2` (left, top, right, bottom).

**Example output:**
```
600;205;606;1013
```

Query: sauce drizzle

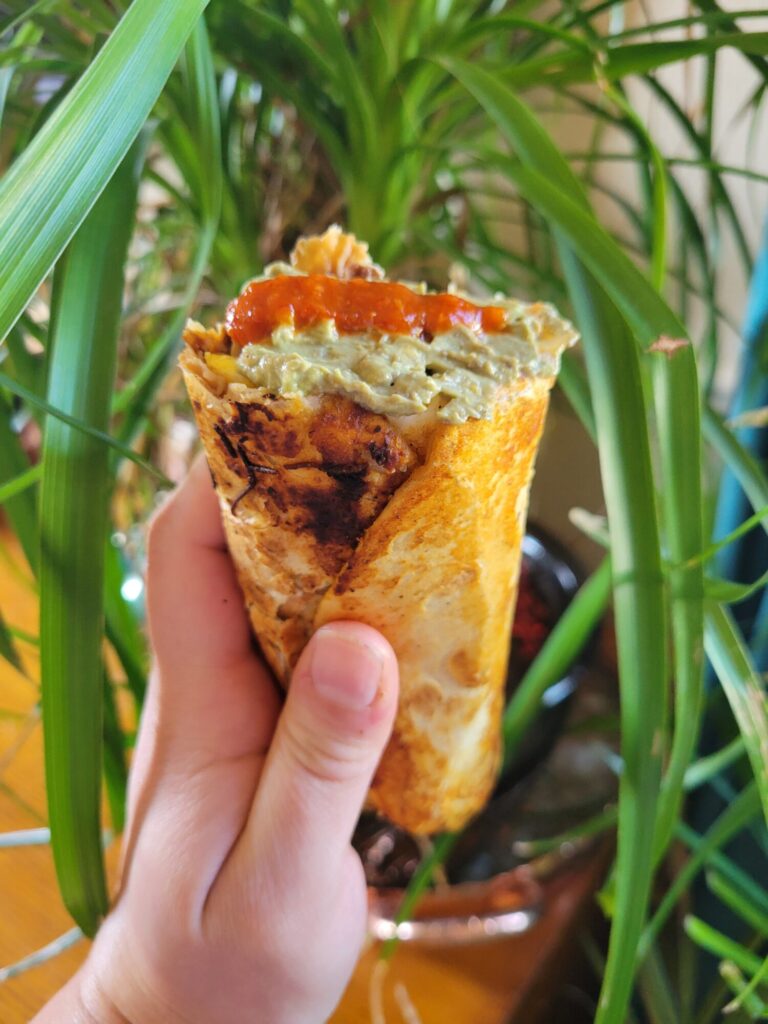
225;274;507;344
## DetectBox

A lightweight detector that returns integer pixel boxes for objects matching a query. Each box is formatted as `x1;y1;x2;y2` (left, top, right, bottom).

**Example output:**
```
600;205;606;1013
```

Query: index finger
143;454;279;767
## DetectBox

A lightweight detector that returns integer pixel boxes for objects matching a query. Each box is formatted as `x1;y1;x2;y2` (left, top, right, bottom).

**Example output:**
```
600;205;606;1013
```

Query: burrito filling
192;264;576;424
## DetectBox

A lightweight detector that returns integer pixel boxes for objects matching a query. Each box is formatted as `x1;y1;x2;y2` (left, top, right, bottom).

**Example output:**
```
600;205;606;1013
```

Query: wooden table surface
0;529;603;1023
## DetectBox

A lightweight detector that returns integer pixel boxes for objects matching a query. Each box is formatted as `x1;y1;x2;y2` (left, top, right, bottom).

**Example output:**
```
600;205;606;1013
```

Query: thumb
242;622;398;882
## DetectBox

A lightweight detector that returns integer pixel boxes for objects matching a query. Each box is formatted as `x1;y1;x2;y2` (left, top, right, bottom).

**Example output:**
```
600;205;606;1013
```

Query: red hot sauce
225;274;508;345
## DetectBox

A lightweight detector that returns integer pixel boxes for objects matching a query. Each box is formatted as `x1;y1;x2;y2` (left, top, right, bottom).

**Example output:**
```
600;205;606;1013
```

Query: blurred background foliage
0;1;766;1021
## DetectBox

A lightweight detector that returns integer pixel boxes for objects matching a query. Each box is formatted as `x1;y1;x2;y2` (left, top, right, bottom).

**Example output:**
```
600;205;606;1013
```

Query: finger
235;622;398;889
142;452;280;775
120;456;281;897
147;453;250;676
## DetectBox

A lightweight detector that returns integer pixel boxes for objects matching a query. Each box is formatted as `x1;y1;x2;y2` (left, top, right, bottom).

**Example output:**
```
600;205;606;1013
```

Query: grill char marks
217;395;419;571
180;338;426;679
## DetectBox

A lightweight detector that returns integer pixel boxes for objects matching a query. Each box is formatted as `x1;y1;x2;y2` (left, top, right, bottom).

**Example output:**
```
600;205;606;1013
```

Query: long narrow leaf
651;346;705;863
502;556;612;759
104;539;147;708
0;0;209;341
446;60;668;1024
0;604;23;673
704;603;768;825
704;407;768;531
114;15;222;443
0;370;170;484
706;871;768;937
0;394;38;570
640;782;762;953
40;136;146;935
0;462;43;504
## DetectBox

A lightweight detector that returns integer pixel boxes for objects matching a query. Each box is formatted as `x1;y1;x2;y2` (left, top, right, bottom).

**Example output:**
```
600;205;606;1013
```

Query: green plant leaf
706;871;768;937
114;15;222;445
380;831;459;962
104;539;147;708
0;371;170;484
684;916;765;977
720;960;768;1020
443;58;671;1024
502;556;612;759
705;603;768;826
0;395;38;571
102;669;127;834
647;344;705;869
0;0;209;342
705;569;768;604
704;407;768;530
0;462;43;504
0;604;24;673
641;782;762;954
39;134;147;935
684;736;746;790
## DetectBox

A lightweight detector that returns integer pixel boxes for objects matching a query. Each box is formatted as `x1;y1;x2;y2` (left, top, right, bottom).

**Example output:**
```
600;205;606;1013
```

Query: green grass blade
704;407;768;529
721;960;768;1020
0;0;60;37
651;347;705;863
487;160;686;345
561;255;667;1024
5;323;47;399
692;0;768;80
603;34;768;78
39;136;146;935
643;77;753;278
706;871;768;937
114;15;221;441
689;505;768;568
637;944;680;1024
704;603;768;826
439;57;588;204
0;371;170;484
685;737;746;790
611;9;768;41
515;805;618;858
599;81;668;290
705;569;768;604
684;916;765;977
558;352;597;441
0;0;209;342
641;782;762;954
502;556;612;760
104;539;147;707
0;463;43;504
380;831;459;962
443;60;668;1024
679;820;768;921
102;669;127;834
0;604;24;673
0;396;38;570
0;22;40;131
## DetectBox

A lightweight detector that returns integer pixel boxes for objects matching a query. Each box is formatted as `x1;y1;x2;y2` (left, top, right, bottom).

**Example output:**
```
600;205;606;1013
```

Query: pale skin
35;455;399;1024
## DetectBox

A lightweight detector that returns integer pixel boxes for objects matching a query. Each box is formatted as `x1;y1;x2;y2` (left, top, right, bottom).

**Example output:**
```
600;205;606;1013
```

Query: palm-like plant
0;2;766;1021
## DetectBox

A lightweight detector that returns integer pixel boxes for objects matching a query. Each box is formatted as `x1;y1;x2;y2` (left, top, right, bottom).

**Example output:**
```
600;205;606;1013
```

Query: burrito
180;226;577;834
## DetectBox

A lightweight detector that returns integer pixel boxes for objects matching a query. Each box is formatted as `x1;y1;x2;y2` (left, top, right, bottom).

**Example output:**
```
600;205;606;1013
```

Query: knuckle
281;713;372;787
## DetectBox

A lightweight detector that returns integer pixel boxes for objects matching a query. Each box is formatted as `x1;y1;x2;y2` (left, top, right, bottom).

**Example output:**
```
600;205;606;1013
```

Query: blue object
712;218;768;670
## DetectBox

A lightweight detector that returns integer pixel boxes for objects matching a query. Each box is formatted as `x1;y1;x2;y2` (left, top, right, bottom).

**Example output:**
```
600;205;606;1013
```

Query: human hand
36;455;399;1024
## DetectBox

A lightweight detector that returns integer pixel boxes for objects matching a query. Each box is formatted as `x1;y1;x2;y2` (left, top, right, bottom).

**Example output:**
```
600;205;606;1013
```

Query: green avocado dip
233;266;578;424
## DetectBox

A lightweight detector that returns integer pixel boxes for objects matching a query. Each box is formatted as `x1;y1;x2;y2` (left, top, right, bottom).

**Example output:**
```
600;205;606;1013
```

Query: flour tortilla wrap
180;229;575;834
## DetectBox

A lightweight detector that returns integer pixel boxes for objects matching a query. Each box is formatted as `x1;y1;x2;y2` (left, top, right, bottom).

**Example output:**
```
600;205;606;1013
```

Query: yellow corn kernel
205;352;247;384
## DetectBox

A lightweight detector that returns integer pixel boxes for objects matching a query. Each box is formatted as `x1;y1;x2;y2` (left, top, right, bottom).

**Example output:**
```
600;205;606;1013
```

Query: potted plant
0;2;766;1021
